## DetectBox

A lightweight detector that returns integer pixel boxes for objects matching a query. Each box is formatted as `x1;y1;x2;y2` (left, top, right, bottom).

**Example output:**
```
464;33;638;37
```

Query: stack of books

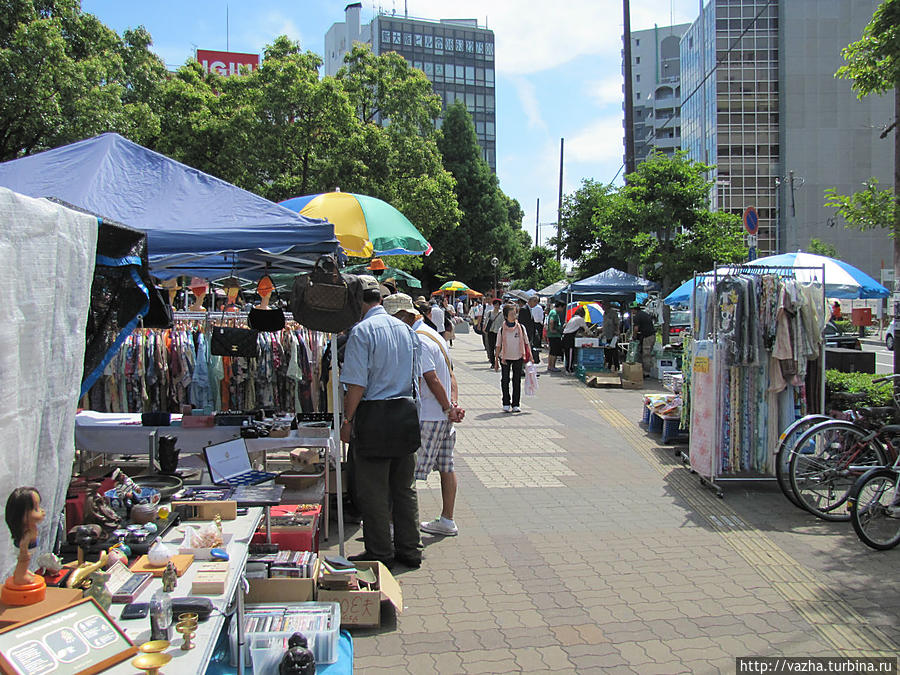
246;549;318;579
318;555;361;591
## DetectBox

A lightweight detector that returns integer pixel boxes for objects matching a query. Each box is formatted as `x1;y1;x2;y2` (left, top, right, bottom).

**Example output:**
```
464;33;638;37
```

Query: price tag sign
693;356;710;373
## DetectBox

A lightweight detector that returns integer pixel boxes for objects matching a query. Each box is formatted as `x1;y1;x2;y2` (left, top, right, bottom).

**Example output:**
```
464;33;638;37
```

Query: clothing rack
687;264;827;496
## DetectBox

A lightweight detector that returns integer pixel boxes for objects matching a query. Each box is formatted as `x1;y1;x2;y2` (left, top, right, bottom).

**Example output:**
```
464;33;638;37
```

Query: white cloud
240;10;304;52
404;0;700;76
567;115;625;165
585;76;624;107
509;76;546;130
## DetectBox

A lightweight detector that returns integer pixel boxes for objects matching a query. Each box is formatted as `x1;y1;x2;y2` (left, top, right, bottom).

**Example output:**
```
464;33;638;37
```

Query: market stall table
107;507;262;675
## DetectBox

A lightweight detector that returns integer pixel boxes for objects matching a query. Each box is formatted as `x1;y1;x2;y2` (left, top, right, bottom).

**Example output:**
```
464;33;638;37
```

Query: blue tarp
0;134;339;278
563;268;659;298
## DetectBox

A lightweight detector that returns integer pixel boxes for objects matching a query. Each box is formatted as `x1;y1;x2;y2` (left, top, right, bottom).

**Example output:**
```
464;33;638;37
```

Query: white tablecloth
75;411;333;456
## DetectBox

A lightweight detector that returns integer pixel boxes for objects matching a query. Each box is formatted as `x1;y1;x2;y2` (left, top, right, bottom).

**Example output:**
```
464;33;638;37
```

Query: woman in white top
561;307;587;373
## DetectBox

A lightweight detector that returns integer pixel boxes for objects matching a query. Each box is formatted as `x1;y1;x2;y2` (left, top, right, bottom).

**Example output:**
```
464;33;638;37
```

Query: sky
81;0;705;249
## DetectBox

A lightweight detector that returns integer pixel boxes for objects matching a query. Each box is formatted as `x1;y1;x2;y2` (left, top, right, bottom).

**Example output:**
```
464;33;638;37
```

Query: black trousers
486;331;498;364
561;334;576;372
500;358;524;406
605;345;621;370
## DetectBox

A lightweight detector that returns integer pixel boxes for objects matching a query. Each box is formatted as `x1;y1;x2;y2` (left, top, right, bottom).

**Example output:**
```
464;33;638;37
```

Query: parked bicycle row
776;374;900;550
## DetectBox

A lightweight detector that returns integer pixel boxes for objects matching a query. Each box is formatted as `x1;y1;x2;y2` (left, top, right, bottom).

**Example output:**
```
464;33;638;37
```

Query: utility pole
622;0;636;179
557;138;564;262
535;197;540;247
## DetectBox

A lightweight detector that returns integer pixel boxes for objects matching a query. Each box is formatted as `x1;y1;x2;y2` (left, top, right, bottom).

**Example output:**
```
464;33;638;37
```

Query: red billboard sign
196;50;259;77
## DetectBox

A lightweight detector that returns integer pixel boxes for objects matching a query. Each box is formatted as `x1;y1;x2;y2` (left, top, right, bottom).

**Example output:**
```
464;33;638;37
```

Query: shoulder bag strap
416;330;452;372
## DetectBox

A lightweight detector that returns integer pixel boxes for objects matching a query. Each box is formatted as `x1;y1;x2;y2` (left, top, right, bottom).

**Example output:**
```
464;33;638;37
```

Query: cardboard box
622;362;644;383
316;561;402;627
574;337;600;348
245;559;319;604
172;500;237;521
621;378;644;389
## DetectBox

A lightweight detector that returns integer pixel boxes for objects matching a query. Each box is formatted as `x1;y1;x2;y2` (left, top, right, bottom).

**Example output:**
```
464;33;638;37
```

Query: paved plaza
321;332;900;674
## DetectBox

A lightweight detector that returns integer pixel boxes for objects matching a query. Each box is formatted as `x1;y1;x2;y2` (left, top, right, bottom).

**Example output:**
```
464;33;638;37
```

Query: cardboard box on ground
621;362;644;383
317;561;402;628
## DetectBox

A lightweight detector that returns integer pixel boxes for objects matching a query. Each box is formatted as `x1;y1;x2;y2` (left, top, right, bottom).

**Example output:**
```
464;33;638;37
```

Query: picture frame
0;598;137;675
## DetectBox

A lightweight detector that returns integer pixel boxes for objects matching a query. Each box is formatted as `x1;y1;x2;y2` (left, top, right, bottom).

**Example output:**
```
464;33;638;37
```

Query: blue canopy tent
0;133;339;279
562;268;659;301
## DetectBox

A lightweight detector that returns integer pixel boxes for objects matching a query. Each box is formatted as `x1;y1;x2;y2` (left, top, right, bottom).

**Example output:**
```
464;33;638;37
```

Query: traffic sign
743;206;759;235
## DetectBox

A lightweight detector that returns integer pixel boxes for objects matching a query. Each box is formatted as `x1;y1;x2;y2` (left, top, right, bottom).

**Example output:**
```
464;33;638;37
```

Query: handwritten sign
693;356;710;373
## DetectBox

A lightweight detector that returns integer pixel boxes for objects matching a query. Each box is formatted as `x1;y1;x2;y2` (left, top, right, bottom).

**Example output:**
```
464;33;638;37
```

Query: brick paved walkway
321;332;899;673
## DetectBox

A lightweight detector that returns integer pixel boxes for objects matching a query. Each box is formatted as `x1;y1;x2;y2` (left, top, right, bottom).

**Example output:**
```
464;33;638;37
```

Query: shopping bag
524;362;538;396
625;340;641;364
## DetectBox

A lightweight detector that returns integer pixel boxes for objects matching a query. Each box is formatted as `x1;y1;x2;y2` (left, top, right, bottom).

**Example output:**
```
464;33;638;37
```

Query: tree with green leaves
435;101;529;290
0;0;167;160
807;238;839;258
516;246;565;292
834;0;900;372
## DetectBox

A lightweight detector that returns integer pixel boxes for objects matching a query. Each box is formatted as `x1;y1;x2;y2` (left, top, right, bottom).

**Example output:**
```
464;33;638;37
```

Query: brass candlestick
175;619;197;650
131;651;171;675
177;612;199;623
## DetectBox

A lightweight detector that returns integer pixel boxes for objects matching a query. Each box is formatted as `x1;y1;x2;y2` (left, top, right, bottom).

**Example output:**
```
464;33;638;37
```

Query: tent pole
330;333;344;557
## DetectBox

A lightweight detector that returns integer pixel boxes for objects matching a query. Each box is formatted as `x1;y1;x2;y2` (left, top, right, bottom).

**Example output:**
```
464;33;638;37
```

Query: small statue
84;483;120;531
161;561;178;593
35;551;63;574
279;631;316;675
2;487;47;605
84;569;112;610
112;468;137;504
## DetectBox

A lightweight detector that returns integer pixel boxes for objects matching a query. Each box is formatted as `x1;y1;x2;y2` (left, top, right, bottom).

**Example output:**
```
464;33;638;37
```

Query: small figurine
85;569;112;610
112;468;137;504
84;482;120;531
2;487;47;605
279;632;316;675
35;551;63;574
161;561;177;593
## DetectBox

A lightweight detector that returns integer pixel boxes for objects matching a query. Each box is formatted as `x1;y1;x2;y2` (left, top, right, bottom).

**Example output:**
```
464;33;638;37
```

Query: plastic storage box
577;348;607;369
231;601;340;668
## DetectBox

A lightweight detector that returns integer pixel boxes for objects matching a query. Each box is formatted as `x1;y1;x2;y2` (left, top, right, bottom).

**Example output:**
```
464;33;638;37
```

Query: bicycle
786;376;900;521
847;443;900;550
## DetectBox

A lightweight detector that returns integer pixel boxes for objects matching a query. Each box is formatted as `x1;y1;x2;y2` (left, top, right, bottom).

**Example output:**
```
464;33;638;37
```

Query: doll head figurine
5;487;44;550
3;487;46;594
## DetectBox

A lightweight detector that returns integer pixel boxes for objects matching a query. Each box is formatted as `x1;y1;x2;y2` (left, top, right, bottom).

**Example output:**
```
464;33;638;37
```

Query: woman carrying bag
493;304;532;413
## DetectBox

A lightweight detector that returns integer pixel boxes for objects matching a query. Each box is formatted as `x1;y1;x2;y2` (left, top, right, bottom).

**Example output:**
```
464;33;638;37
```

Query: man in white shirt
430;300;445;339
455;298;464;315
528;296;545;349
386;295;465;537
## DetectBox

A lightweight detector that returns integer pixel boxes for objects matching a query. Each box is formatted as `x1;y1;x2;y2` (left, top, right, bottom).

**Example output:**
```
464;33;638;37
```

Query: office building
325;3;497;171
625;23;691;166
680;0;892;277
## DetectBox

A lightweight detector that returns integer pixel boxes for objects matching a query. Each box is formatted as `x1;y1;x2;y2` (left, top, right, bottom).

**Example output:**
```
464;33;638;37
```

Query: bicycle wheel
849;469;900;550
788;421;887;521
775;414;832;509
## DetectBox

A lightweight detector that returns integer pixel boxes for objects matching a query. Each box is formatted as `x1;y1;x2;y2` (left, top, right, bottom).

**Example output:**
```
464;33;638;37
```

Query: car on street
887;320;895;351
824;321;862;350
668;310;691;344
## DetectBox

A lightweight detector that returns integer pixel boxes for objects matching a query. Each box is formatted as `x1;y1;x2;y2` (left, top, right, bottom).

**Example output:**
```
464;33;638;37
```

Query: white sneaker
503;405;512;412
420;517;458;536
511;406;521;413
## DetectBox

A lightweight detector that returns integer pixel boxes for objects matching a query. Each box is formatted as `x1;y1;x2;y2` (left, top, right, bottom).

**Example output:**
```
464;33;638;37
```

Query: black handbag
291;255;363;333
247;275;286;332
142;285;174;329
352;397;420;458
210;325;259;357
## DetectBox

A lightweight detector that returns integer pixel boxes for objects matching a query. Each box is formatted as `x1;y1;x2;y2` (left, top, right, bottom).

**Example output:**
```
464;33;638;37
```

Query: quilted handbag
290;255;363;333
210;326;259;357
248;275;286;332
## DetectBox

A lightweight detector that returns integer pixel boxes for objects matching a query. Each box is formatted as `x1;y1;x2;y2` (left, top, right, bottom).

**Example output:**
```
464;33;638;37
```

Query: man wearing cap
340;276;424;568
631;302;656;376
390;296;465;537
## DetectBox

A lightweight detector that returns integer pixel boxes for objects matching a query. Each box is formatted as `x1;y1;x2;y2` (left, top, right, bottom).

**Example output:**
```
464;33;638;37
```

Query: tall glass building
325;4;497;171
680;0;892;275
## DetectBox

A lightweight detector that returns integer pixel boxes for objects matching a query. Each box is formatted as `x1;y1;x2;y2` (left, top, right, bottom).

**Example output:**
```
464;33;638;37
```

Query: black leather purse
352;397;420;458
247;275;285;332
290;255;363;333
210;325;259;357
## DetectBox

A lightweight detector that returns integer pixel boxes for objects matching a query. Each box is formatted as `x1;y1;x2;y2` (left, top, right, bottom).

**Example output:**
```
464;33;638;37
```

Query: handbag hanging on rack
247;274;286;332
290;255;363;333
210;325;259;357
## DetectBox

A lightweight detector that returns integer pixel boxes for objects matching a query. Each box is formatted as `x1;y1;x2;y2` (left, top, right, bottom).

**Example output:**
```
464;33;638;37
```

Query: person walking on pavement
546;300;565;372
561;306;588;373
494;304;532;412
430;299;445;341
630;301;656;376
484;298;504;365
516;298;535;348
601;301;621;372
528;296;545;350
391;298;466;537
340;276;424;569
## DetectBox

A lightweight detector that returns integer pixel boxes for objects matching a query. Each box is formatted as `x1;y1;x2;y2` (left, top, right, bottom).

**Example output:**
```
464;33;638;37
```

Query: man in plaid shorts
385;294;465;536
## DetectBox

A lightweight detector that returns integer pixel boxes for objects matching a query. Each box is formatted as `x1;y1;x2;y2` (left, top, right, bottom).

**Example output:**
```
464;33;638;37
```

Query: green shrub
832;318;870;336
825;370;893;407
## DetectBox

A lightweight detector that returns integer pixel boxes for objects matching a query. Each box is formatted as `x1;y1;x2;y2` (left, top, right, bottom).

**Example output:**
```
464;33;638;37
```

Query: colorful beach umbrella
566;301;604;324
439;280;471;292
279;192;432;258
343;261;422;289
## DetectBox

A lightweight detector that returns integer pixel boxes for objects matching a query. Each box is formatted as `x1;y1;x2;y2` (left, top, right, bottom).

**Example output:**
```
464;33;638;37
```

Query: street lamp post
491;257;499;298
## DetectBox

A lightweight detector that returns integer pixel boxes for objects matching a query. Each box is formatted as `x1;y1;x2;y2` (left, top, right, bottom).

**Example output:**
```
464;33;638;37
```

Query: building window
486;68;494;84
404;33;412;46
635;38;640;46
435;36;443;49
466;40;474;53
425;35;433;48
424;62;434;77
635;56;641;64
415;34;422;47
382;30;390;43
476;41;484;54
636;92;641;100
636;74;640;82
393;32;401;44
413;60;422;71
466;65;474;85
435;63;444;81
456;38;464;52
485;42;494;56
456;65;464;82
